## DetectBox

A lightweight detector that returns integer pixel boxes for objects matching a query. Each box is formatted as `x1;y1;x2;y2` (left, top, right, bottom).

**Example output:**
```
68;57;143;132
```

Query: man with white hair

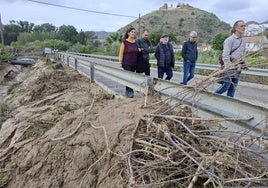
181;31;198;85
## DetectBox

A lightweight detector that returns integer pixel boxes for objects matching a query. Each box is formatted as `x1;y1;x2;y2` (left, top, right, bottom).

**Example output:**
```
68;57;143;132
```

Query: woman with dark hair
118;27;141;98
215;20;246;98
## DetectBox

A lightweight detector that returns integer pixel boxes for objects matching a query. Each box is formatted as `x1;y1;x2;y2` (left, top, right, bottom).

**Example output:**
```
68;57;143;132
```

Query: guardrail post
146;76;154;86
56;53;60;61
90;62;95;83
74;58;78;71
67;56;70;66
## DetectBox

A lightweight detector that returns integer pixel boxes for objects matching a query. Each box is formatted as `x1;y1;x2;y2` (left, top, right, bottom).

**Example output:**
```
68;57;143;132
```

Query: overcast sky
0;0;267;32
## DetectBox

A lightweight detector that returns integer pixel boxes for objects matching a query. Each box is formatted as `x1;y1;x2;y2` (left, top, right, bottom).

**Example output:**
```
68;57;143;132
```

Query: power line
27;0;138;19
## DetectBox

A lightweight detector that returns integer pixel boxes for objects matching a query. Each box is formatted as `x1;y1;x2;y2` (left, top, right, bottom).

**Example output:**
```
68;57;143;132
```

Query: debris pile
0;60;267;188
128;105;268;187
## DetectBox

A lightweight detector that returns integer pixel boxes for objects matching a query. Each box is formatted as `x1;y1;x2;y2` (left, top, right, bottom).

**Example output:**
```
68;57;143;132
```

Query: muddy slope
0;61;151;188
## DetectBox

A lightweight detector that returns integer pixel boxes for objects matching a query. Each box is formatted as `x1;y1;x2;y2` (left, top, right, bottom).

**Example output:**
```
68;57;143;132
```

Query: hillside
119;4;231;44
94;31;112;40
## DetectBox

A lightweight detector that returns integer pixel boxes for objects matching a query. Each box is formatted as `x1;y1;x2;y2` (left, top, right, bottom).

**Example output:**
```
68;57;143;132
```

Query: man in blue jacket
181;31;198;85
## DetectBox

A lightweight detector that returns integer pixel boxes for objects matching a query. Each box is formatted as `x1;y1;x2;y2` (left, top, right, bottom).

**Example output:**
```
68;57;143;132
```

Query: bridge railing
65;52;268;78
58;52;268;138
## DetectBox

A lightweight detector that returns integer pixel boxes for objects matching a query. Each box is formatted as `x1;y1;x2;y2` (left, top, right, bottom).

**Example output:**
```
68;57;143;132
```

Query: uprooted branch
127;105;268;187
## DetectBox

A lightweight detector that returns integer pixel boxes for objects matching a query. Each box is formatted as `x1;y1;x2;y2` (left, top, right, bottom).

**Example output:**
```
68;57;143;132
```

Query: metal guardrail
59;52;268;138
16;51;44;56
66;52;268;78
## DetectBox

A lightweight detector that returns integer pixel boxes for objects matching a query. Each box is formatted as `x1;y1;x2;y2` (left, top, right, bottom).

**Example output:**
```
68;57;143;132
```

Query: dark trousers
122;64;136;93
136;61;150;76
157;66;173;80
144;62;150;76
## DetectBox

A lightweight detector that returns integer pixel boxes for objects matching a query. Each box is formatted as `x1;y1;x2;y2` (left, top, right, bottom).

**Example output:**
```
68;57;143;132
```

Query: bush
0;45;12;63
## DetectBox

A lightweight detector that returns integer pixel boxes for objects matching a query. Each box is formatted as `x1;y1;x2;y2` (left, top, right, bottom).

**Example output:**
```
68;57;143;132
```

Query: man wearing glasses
181;31;198;85
215;20;246;97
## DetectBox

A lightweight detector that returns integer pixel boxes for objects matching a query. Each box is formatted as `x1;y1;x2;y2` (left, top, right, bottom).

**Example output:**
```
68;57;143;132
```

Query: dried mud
0;61;151;188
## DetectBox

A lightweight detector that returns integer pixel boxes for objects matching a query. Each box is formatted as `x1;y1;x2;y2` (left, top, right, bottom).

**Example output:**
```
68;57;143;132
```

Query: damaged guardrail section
59;52;268;138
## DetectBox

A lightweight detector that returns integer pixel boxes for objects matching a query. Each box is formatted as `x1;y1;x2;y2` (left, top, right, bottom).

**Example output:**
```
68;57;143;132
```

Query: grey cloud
213;0;251;11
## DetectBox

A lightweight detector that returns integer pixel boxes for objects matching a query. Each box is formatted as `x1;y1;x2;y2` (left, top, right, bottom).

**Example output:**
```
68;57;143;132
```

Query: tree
3;23;21;45
3;20;36;45
102;32;122;55
84;31;97;45
17;20;35;33
149;29;177;46
33;23;57;33
105;32;122;44
16;32;56;45
149;29;164;46
56;25;78;44
212;33;229;51
77;30;86;45
43;39;71;51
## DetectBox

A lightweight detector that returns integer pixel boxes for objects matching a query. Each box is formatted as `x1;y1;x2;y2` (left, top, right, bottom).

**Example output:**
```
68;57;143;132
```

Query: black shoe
129;91;134;98
125;90;130;97
126;90;134;98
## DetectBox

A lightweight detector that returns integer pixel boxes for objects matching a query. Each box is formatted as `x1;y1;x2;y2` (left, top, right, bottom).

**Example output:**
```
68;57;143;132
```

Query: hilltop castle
159;2;189;10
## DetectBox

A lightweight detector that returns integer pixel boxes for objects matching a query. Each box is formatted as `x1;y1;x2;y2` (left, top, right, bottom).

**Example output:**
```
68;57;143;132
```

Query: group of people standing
118;27;178;98
118;20;246;98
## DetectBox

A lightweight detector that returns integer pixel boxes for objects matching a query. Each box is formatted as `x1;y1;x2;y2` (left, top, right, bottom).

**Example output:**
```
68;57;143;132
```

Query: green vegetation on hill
119;5;231;44
1;4;266;69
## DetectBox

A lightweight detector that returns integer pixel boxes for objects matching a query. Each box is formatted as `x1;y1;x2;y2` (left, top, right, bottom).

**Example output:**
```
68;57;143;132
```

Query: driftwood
127;105;268;187
194;47;268;88
126;48;268;187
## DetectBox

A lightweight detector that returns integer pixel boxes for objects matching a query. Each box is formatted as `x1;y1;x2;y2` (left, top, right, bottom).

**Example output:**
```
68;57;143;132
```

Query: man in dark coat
181;31;198;85
154;34;175;80
136;29;154;76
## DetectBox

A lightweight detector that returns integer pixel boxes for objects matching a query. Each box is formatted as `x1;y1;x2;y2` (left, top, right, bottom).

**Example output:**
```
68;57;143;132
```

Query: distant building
159;3;168;10
198;43;212;52
245;22;268;36
243;36;267;51
159;3;189;10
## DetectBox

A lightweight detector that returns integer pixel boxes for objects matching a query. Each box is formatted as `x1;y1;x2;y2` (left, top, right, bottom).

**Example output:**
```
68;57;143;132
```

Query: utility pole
138;13;141;38
0;13;4;45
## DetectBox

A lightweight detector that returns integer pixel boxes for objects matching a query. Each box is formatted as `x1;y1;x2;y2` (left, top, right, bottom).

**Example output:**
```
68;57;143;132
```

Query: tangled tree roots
128;105;268;188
